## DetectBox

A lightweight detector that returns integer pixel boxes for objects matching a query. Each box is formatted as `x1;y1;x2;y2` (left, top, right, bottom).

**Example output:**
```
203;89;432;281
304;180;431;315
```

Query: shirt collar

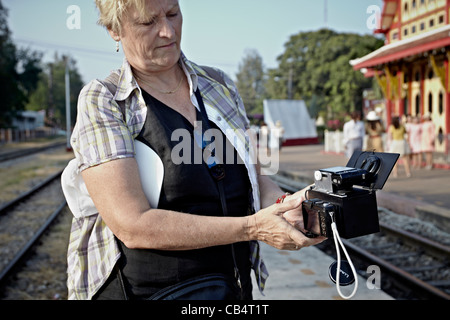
179;51;198;93
113;52;198;102
114;57;139;102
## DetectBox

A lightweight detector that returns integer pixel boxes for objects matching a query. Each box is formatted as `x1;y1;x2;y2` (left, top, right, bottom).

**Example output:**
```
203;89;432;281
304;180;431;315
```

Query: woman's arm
258;173;313;233
82;158;321;251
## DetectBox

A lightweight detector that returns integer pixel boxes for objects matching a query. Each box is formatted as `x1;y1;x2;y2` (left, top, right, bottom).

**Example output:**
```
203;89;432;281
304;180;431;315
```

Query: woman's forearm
258;174;285;209
118;208;251;250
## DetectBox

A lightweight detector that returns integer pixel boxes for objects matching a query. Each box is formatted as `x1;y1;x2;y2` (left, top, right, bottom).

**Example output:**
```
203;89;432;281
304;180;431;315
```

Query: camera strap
329;211;358;299
194;88;243;295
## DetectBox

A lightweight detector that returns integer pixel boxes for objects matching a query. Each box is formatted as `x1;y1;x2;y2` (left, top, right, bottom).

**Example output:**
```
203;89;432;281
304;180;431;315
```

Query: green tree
0;0;42;128
266;29;383;122
235;49;266;115
27;54;84;129
0;1;23;127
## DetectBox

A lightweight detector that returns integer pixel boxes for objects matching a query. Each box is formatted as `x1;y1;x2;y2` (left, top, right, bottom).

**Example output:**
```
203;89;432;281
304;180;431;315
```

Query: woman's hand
247;197;325;251
282;190;307;230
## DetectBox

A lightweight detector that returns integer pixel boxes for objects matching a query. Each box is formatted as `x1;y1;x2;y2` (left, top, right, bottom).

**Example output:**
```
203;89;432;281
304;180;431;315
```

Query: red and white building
351;0;450;165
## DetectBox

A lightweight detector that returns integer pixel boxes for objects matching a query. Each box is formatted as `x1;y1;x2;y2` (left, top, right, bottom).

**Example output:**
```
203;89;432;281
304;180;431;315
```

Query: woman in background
421;114;435;170
407;115;422;169
365;110;384;152
389;116;411;178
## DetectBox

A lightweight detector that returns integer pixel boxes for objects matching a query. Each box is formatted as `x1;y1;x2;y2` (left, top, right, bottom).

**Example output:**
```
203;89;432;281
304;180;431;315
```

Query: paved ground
252;243;394;300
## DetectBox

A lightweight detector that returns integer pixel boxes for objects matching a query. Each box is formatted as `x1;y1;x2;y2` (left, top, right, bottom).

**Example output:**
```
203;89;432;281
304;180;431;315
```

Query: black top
117;89;252;298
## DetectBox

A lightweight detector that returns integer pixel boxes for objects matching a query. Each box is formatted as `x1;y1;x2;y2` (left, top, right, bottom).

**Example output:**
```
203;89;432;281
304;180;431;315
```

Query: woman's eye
167;11;179;18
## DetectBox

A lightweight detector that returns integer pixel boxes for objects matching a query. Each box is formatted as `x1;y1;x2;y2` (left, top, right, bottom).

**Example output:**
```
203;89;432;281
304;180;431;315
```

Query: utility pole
64;56;72;152
47;62;54;127
287;67;293;100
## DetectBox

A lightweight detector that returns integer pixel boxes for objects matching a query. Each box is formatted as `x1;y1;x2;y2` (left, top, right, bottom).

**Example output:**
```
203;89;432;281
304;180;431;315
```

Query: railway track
275;175;450;300
0;169;66;294
0;141;66;163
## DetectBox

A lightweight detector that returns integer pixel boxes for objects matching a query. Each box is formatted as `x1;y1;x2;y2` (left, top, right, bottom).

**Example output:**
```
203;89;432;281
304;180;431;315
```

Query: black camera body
302;151;399;239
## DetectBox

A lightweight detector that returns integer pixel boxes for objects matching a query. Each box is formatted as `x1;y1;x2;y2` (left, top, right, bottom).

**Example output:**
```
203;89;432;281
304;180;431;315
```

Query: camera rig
302;151;399;239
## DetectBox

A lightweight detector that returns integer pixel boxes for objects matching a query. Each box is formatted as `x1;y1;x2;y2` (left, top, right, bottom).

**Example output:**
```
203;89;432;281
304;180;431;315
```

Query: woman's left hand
282;190;308;232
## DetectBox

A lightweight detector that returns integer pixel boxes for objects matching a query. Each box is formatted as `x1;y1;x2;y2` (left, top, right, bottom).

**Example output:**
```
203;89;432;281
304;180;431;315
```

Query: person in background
343;111;365;158
388;116;411;178
365;110;384;152
273;120;285;151
259;122;270;153
407;115;422;169
421;113;435;170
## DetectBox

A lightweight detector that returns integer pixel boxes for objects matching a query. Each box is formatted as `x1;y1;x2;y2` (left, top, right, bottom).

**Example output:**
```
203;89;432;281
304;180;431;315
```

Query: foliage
26;55;84;129
0;0;83;129
237;29;384;122
0;1;28;127
235;49;267;115
269;29;383;119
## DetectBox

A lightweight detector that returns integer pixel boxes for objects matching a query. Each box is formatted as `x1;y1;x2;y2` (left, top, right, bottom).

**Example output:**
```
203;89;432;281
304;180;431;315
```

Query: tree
235;49;266;115
0;0;42;128
0;1;23;127
26;54;84;129
266;29;383;123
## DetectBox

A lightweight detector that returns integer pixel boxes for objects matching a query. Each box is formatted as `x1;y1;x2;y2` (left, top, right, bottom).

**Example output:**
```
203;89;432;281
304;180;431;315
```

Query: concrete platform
252;243;393;300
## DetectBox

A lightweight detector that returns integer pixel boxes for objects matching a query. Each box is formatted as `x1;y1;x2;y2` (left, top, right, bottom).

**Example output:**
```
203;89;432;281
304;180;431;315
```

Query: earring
116;41;120;53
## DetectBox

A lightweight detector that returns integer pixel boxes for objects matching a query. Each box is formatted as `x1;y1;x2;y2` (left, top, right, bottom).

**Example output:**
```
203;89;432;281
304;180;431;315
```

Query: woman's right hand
247;198;325;251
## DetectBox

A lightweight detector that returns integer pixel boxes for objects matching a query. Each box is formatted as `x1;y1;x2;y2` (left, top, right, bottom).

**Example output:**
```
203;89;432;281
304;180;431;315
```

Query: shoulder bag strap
194;88;243;295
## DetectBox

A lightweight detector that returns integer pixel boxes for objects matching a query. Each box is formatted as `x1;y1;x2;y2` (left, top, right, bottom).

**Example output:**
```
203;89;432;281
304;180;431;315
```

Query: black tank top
117;89;252;298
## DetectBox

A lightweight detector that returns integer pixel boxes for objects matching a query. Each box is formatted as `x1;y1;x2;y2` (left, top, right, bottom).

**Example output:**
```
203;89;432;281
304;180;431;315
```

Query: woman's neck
133;64;184;94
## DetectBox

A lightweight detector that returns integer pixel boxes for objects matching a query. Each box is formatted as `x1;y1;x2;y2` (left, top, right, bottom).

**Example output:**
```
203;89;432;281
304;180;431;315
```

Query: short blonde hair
95;0;147;33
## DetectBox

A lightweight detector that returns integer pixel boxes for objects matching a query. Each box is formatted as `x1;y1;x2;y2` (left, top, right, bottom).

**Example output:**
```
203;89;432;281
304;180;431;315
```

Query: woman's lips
157;42;176;49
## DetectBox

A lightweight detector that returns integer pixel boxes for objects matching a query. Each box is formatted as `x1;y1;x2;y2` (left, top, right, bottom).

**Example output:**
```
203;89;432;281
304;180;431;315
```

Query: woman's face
113;0;183;74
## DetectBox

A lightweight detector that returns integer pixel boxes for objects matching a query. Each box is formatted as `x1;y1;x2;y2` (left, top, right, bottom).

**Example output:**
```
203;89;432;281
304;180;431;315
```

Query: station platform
273;144;450;232
252;243;394;300
253;144;450;300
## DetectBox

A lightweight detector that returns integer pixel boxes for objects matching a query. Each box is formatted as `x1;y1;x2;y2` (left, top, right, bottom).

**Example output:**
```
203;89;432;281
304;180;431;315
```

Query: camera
302;151;399;239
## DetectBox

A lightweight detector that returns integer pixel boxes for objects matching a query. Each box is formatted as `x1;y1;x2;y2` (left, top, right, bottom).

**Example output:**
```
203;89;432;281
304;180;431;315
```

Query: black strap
194;88;243;293
115;263;129;300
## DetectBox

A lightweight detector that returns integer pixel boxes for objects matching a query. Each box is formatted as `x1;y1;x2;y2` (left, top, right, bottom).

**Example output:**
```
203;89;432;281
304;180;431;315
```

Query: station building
351;0;450;165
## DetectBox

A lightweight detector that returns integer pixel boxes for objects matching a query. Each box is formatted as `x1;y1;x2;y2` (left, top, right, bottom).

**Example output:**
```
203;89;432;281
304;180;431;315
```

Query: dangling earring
116;41;120;53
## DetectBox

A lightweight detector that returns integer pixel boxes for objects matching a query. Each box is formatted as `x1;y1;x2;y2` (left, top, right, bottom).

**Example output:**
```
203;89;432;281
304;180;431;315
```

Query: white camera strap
329;211;358;299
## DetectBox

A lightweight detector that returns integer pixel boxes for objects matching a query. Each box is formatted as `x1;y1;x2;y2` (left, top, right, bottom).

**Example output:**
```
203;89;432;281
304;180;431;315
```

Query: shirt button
216;116;222;121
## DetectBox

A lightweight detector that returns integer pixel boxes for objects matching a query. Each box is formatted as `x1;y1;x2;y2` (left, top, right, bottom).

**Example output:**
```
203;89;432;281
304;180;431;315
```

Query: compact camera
302;151;399;239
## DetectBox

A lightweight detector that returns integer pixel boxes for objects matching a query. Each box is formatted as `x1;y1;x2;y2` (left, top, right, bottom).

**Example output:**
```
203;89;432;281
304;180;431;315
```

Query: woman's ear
108;28;120;42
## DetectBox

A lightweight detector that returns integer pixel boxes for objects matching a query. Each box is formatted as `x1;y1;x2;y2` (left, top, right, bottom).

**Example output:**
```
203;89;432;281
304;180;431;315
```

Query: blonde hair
95;0;147;33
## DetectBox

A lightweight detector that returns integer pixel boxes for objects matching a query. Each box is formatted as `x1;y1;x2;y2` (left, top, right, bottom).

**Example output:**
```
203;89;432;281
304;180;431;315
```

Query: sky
3;0;384;84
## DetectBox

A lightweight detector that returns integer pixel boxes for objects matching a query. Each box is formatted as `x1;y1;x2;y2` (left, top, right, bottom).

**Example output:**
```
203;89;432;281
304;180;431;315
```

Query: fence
324;130;450;167
0;128;60;144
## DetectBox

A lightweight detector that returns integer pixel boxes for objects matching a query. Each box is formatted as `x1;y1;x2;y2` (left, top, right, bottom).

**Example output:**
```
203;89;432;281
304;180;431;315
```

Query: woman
62;0;323;300
407;116;422;168
365;111;384;152
343;111;365;158
421;114;435;170
388;116;411;178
